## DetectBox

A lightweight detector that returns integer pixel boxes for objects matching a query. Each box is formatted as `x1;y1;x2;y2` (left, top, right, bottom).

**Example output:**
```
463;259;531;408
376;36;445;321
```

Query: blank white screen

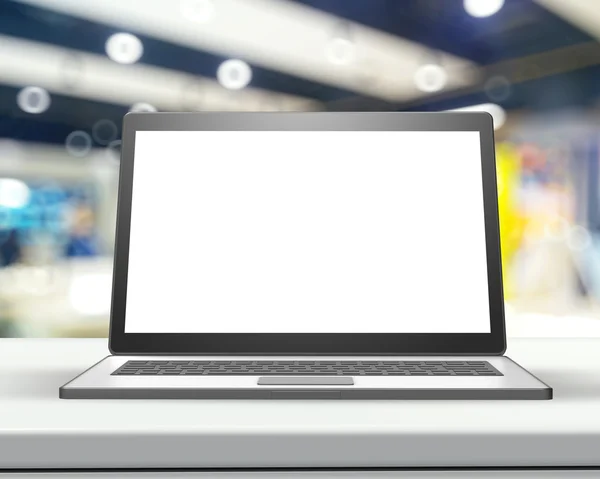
125;131;491;333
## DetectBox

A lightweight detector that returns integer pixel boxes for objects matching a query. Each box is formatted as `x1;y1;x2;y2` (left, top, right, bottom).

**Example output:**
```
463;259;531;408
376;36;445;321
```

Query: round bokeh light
105;33;143;64
106;139;122;163
17;86;51;114
217;59;252;90
92;119;118;146
414;64;448;93
65;131;92;158
485;76;512;102
464;0;505;18
567;225;592;251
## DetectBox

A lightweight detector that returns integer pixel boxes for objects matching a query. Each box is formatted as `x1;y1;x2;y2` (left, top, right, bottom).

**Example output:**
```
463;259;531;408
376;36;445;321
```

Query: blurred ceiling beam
486;41;600;84
0;35;320;112
15;0;480;102
348;40;600;112
534;0;600;40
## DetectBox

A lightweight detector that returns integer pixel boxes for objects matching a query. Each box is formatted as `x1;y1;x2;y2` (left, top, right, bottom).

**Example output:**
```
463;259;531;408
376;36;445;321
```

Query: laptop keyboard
112;360;503;376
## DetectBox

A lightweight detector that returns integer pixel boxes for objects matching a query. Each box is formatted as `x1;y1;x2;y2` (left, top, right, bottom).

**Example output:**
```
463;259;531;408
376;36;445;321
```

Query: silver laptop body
60;112;552;400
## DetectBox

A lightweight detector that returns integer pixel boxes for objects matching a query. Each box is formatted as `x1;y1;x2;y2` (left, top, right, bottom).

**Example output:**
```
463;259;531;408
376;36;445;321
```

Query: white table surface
1;338;600;471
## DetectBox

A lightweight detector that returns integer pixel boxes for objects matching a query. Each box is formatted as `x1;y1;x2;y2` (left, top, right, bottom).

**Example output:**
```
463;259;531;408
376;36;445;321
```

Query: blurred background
1;0;600;337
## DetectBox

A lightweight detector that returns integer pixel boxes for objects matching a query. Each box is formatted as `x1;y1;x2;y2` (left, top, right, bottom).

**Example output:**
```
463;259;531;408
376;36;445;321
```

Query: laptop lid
109;112;506;355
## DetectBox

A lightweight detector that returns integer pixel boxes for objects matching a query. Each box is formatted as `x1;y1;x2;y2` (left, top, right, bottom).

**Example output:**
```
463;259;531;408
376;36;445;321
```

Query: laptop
60;112;552;400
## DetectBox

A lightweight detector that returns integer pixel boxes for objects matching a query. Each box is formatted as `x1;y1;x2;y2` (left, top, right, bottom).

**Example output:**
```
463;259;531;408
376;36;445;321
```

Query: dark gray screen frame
109;112;506;356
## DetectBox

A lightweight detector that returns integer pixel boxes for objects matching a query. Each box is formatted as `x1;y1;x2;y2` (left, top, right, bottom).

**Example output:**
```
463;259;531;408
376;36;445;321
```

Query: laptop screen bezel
109;112;506;355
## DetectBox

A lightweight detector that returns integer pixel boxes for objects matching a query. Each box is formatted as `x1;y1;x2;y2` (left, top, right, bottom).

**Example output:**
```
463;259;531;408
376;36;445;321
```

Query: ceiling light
105;32;143;64
414;64;448;93
0;178;31;209
449;103;507;130
16;86;51;114
464;0;505;18
217;59;252;90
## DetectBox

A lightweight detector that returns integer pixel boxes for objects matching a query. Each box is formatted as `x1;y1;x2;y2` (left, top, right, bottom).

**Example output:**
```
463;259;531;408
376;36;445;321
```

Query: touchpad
257;377;354;386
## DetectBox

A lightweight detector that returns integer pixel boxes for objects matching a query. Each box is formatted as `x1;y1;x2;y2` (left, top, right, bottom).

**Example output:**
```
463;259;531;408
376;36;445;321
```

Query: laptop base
59;355;552;400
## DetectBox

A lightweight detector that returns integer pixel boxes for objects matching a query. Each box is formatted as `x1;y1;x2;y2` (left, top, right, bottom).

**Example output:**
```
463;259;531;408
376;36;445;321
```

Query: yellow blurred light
495;143;525;300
